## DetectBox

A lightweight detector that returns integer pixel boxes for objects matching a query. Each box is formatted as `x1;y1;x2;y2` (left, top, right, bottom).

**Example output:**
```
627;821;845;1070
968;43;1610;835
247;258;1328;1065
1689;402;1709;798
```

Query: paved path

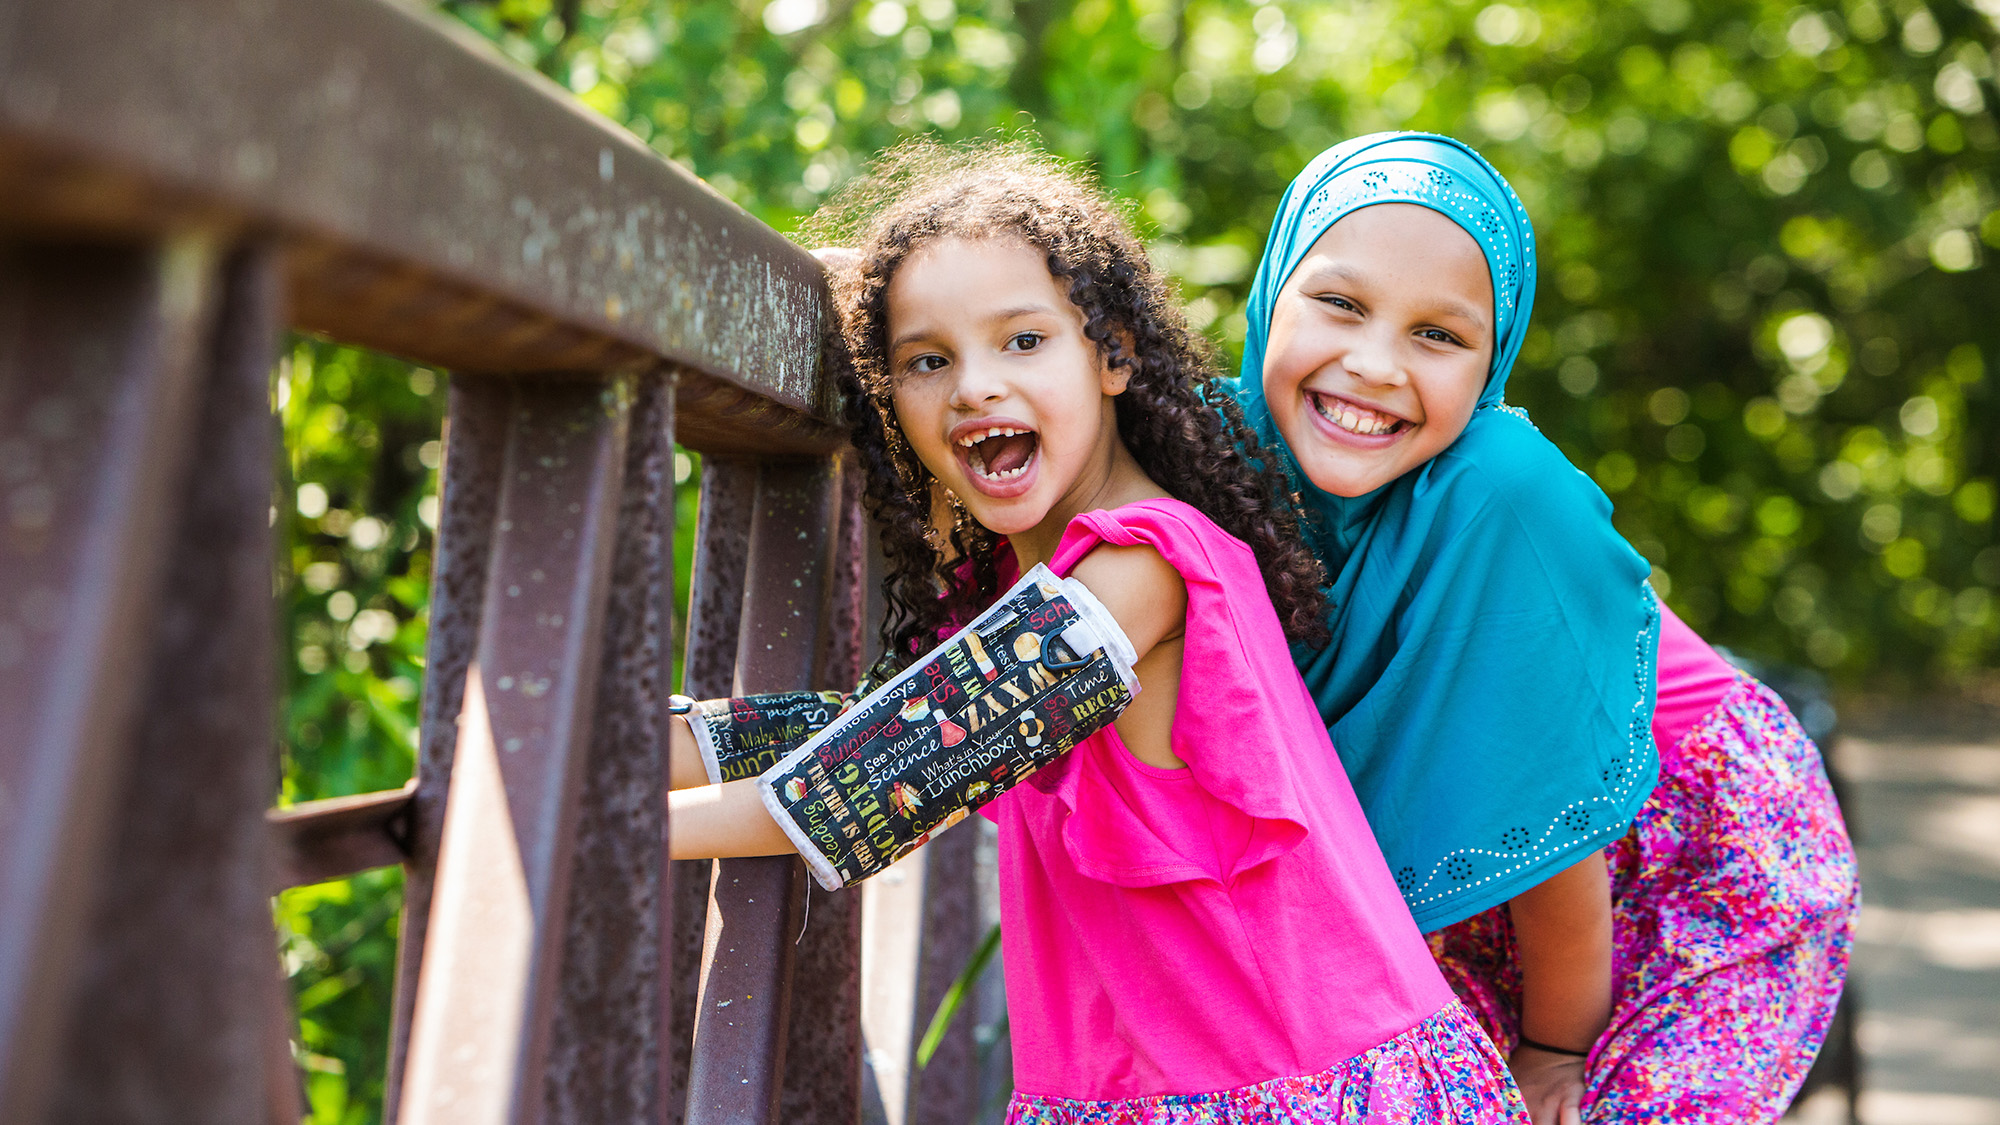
1791;711;2000;1125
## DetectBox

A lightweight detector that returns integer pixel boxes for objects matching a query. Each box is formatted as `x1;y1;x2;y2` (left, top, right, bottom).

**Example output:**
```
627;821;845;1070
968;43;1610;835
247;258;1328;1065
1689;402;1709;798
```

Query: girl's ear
1099;327;1139;396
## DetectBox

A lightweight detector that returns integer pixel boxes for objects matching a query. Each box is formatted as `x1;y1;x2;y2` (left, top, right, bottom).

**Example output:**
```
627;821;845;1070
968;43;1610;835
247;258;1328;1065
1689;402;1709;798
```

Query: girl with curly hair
665;143;1529;1124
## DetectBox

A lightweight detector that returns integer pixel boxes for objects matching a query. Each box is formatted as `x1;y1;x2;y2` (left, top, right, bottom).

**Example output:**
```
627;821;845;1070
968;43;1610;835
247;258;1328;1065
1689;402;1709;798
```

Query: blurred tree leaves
278;342;438;808
286;0;1999;1118
274;340;441;1123
438;0;1999;686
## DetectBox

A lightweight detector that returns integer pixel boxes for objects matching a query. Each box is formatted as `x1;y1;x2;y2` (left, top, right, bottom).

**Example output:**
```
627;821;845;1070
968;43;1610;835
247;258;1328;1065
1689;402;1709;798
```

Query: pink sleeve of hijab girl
1650;597;1740;751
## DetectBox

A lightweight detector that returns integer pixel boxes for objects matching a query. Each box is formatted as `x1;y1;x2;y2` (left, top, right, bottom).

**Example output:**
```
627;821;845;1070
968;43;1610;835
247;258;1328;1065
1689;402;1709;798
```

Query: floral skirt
1428;676;1859;1125
1003;999;1528;1125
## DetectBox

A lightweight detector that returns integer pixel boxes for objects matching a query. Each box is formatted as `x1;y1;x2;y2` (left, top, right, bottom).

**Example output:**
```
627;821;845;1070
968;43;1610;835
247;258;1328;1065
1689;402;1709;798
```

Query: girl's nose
1343;327;1406;387
947;358;1007;409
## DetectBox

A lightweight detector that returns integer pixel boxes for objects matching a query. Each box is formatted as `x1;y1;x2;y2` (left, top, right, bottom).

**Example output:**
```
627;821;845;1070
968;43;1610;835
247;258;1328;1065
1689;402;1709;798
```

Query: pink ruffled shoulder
1031;498;1317;887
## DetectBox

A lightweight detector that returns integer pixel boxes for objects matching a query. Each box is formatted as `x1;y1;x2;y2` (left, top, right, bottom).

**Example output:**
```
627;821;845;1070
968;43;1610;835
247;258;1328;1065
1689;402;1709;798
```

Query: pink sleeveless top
1651;597;1739;753
984;499;1454;1101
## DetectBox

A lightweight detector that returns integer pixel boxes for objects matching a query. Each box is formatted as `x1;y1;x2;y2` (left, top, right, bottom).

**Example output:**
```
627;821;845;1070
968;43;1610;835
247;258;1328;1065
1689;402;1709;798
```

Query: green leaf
915;921;1001;1070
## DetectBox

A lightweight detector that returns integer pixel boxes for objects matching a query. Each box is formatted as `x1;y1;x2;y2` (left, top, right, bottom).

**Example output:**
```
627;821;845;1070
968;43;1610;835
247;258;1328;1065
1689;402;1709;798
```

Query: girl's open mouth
955;424;1040;495
1308;391;1409;440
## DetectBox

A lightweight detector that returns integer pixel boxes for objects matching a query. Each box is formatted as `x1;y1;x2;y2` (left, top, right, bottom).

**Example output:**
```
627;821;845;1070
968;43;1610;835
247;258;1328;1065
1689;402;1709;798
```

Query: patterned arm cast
682;690;857;784
679;658;907;782
756;564;1139;890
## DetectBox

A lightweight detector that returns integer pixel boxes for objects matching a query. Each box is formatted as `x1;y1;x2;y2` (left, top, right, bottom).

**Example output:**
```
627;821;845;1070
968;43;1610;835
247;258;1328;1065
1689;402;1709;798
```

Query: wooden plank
0;236;217;1122
397;378;629;1125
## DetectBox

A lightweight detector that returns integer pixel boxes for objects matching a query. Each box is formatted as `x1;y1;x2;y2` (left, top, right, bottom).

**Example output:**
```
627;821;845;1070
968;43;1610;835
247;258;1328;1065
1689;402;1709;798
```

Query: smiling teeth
966;447;1030;481
956;426;1027;447
960;425;1033;483
1315;396;1400;436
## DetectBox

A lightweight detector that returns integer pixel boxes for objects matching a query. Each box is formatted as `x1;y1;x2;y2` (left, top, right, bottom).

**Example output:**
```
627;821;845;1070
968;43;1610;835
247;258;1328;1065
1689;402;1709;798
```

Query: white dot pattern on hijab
1292;157;1531;350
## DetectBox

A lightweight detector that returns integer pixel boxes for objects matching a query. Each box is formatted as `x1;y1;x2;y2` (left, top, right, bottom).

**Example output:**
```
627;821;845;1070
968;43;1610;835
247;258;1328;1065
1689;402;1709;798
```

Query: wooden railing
0;1;977;1121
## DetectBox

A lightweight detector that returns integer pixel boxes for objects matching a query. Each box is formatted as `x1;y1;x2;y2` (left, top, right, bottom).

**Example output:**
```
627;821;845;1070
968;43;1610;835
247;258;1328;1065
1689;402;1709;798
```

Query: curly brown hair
805;140;1328;670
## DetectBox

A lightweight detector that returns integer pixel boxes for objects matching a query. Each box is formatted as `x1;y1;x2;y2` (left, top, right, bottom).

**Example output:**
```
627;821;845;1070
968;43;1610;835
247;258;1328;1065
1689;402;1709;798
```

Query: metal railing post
398;378;630;1125
385;375;512;1121
906;829;981;1125
43;243;293;1122
0;237;222;1120
543;373;680;1120
670;458;759;1123
686;458;843;1125
780;458;869;1124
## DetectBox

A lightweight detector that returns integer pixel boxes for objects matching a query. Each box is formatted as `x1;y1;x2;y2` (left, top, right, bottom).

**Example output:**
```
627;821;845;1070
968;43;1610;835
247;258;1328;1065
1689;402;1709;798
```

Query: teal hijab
1234;133;1661;932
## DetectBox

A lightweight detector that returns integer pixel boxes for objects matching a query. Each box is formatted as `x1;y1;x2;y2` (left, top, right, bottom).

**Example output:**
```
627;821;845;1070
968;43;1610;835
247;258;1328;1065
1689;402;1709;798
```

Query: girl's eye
1314;294;1360;314
1007;332;1044;352
1417;327;1465;347
905;353;948;375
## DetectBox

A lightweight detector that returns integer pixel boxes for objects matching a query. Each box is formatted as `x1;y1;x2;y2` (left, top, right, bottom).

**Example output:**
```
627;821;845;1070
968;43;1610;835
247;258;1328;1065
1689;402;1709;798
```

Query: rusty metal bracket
266;782;418;893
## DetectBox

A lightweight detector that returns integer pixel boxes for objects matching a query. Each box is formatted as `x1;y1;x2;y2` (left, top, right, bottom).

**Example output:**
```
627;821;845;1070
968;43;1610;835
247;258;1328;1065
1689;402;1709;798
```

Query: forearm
1507;849;1613;1053
668;778;796;859
674;690;857;784
669;714;708;790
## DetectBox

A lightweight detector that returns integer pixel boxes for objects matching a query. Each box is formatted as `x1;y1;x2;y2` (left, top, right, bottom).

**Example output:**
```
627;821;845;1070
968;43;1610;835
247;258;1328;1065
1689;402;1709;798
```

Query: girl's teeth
973;459;1028;481
957;426;1025;447
1319;397;1397;435
964;444;1029;481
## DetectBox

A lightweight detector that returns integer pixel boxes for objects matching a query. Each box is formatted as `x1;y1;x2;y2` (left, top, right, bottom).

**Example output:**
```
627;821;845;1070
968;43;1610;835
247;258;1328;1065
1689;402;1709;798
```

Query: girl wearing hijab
1231;132;1858;1125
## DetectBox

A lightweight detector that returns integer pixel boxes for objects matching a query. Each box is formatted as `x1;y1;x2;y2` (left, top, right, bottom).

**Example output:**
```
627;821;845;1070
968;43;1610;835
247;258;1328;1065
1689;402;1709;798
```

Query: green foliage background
274;344;438;1122
279;0;2000;1118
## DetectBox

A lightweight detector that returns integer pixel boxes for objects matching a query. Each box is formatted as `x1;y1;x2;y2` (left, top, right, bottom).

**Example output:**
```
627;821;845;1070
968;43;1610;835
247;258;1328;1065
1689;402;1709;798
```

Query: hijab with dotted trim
1233;133;1662;931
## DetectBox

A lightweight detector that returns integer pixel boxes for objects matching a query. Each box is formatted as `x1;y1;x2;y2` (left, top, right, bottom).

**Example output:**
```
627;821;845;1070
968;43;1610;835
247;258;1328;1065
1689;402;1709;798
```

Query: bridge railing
0;1;977;1121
